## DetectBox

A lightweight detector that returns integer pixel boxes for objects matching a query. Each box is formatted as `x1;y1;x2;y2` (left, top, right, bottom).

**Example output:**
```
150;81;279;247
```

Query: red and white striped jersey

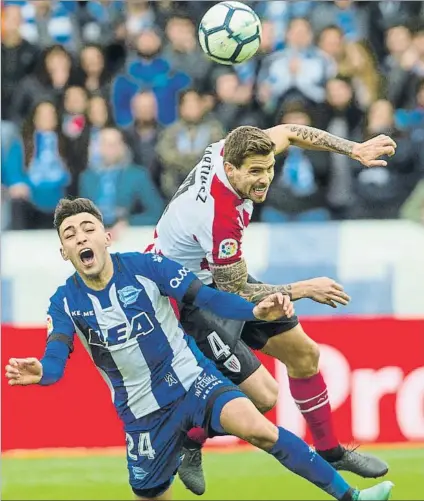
147;140;253;285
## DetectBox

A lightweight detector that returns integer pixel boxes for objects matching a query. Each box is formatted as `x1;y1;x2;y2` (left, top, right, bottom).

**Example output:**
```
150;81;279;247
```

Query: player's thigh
261;323;320;377
126;404;186;498
238;363;278;413
179;303;261;385
216;396;278;450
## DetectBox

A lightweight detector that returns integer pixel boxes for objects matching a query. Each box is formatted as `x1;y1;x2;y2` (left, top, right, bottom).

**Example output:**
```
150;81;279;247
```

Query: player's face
59;212;111;279
225;153;275;203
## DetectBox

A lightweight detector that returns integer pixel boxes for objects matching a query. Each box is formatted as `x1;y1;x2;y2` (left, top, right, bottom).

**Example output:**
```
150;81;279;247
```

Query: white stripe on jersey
136;275;203;390
87;284;160;418
64;296;116;403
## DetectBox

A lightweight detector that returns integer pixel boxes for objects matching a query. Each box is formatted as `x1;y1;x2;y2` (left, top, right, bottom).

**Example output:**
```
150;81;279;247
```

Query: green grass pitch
2;447;424;500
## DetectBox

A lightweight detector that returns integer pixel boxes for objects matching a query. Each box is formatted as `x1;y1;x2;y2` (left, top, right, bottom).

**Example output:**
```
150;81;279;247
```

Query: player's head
223;126;276;203
54;198;111;279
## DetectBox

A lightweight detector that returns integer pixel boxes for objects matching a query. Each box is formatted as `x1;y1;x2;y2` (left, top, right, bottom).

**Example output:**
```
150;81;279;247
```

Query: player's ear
60;247;69;261
224;161;235;178
105;231;112;248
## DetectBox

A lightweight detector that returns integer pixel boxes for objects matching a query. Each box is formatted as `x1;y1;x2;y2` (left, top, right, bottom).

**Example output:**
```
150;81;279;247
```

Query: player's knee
255;379;278;413
287;340;320;378
244;422;279;451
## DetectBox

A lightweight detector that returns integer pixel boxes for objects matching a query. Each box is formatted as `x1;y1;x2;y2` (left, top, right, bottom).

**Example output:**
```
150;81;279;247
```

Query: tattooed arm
210;259;352;307
265;124;397;167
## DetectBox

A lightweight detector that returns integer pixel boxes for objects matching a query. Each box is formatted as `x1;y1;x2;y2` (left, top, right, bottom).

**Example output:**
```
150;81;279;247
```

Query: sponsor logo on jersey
164;372;178;387
223;354;241;373
218;239;238;259
194;372;222;399
47;315;53;335
118;286;142;307
169;267;190;288
132;466;149;481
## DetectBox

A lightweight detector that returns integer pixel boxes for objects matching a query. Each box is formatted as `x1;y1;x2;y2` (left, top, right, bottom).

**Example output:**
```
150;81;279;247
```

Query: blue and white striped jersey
47;252;209;425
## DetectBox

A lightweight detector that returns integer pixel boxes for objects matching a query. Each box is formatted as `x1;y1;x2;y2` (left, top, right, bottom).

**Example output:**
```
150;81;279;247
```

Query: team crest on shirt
117;286;142;307
132;466;149;481
218;238;238;259
47;315;53;336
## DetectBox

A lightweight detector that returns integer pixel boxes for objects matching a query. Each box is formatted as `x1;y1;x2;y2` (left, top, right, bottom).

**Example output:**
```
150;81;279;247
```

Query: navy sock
268;427;353;500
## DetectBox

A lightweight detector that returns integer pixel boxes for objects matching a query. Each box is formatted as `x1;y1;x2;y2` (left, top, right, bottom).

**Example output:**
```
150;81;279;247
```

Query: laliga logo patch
218;238;238;259
47;315;53;336
118;286;142;307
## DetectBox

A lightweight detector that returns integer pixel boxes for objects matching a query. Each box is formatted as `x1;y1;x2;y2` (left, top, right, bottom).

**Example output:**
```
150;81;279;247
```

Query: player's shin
268;426;356;500
289;371;343;459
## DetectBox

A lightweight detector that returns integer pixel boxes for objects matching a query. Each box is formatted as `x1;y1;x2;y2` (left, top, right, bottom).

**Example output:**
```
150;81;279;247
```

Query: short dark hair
54;198;103;233
223;126;275;168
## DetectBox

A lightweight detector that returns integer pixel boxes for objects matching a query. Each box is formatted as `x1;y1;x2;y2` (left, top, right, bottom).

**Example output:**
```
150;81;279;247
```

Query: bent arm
266;123;356;157
210;259;312;303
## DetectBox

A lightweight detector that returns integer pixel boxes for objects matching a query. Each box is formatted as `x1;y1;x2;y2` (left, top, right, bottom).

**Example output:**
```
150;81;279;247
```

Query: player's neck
80;254;114;291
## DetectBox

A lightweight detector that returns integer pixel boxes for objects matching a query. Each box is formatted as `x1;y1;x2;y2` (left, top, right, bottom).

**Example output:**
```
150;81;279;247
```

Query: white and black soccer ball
198;1;262;65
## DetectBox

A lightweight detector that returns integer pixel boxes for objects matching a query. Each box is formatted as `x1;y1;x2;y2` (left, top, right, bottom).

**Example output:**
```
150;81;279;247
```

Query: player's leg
241;277;389;479
126;404;187;501
214;396;394;501
177;303;278;494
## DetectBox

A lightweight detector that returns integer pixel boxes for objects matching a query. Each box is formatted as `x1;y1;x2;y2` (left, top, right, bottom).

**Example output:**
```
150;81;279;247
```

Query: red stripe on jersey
210;175;243;265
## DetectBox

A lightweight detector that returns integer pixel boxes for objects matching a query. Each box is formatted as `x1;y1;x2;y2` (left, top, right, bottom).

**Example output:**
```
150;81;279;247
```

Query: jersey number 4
126;432;156;461
207;331;231;360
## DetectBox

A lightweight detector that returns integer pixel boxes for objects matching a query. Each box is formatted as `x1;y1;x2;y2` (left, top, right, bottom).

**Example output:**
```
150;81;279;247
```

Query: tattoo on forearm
287;125;354;156
211;260;293;304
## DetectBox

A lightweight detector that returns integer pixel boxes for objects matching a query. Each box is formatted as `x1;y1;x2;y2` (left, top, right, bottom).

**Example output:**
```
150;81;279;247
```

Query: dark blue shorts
125;363;245;495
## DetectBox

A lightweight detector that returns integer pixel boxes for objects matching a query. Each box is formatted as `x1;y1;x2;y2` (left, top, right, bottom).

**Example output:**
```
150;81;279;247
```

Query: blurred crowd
2;0;424;232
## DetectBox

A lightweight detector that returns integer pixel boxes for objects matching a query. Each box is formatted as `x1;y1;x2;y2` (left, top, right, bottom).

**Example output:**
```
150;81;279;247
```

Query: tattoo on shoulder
288;125;354;156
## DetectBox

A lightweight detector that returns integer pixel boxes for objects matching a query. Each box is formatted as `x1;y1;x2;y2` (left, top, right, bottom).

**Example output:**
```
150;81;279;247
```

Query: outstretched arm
211;258;351;309
266;124;397;167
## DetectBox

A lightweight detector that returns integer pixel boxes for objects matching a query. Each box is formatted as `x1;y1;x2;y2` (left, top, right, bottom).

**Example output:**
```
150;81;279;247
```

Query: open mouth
79;248;95;266
252;186;268;197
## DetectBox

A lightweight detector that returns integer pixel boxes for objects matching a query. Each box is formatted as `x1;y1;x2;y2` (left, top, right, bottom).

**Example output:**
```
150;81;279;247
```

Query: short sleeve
47;289;75;340
195;178;244;266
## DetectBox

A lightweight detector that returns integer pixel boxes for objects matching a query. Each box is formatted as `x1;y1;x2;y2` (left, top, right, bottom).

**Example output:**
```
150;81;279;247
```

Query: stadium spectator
10;44;75;125
111;27;190;127
79;0;125;46
310;0;370;42
1;121;29;229
317;25;348;73
86;95;115;169
125;0;155;37
79;127;164;238
350;99;421;219
15;100;70;229
156;89;224;201
77;43;110;97
340;42;381;110
318;76;363;214
1;3;39;121
19;0;82;53
261;101;332;223
162;13;211;91
123;90;162;187
61;86;90;197
257;17;336;117
212;68;263;132
381;23;415;109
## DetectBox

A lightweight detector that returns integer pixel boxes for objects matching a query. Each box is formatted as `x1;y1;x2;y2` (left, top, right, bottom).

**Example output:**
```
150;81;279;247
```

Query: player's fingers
368;159;387;167
331;282;344;291
331;289;351;302
9;358;19;367
326;299;338;308
5;365;19;375
329;294;349;306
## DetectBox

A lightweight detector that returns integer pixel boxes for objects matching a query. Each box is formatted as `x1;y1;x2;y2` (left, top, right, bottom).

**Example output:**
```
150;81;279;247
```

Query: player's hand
5;358;42;386
304;277;350;308
351;135;397;167
253;293;295;321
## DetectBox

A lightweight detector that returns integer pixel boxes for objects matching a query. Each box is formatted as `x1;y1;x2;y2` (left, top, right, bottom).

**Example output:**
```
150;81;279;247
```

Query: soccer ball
199;1;262;65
